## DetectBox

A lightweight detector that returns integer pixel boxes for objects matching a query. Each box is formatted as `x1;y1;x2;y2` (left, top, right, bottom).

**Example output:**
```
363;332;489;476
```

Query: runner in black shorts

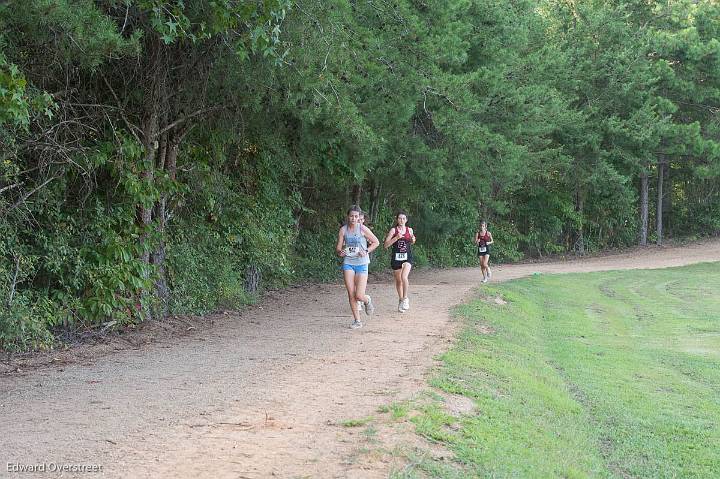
384;210;416;312
475;220;494;283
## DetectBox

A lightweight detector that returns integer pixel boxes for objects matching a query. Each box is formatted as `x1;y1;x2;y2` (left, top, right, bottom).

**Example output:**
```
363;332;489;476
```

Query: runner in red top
475;220;494;283
383;210;416;312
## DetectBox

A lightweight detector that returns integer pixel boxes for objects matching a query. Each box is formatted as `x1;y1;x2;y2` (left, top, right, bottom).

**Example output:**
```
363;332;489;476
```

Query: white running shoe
364;296;375;316
482;276;488;283
350;319;363;329
398;299;405;313
402;297;410;311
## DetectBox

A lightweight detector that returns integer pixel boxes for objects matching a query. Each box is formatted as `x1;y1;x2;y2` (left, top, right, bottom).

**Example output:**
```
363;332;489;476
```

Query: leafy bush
0;295;57;352
166;226;252;314
166;161;296;314
293;230;342;281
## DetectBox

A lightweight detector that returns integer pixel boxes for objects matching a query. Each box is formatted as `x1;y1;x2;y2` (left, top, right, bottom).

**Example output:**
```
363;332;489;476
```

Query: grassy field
392;263;720;478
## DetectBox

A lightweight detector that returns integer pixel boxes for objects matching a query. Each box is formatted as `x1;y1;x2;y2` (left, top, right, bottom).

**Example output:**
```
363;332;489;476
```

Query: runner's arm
409;227;416;244
336;227;346;257
363;226;381;254
383;228;398;249
486;232;494;245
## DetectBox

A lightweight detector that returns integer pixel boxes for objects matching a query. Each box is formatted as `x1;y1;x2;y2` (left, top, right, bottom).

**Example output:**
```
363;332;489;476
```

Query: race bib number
395;252;408;261
345;246;359;257
478;246;487;253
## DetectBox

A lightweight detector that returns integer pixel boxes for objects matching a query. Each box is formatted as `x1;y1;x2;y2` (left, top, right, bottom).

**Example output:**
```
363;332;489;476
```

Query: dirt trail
1;240;719;478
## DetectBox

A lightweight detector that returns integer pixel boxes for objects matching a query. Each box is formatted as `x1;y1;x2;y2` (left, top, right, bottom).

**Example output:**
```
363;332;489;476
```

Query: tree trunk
639;170;649;246
351;183;362;207
369;182;381;224
137;99;159;317
245;264;261;294
151;133;179;316
662;162;671;238
575;187;585;255
139;127;157;264
140;38;162;259
137;35;166;317
656;161;664;245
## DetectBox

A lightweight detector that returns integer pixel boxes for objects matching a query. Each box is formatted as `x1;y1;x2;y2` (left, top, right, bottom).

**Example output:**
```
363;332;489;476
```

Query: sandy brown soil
1;239;719;478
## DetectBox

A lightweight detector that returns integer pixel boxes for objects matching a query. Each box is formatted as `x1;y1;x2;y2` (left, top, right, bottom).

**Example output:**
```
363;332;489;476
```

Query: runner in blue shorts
336;206;380;329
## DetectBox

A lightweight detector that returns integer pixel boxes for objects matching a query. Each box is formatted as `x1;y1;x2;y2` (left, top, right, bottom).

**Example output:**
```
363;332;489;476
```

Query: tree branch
0;183;22;195
101;72;143;144
5;175;61;212
6;255;20;309
156;106;224;137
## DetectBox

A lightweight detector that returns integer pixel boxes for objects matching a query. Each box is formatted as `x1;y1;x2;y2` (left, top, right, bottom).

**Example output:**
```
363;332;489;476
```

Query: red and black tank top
393;226;412;255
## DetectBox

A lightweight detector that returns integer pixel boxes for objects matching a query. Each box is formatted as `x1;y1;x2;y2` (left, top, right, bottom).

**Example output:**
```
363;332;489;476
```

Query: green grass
378;401;411;420
340;416;375;428
404;262;720;478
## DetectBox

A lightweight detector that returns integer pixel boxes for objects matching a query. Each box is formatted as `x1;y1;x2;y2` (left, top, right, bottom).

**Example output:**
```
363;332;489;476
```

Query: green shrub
0;294;56;352
166;225;252;315
293;230;343;281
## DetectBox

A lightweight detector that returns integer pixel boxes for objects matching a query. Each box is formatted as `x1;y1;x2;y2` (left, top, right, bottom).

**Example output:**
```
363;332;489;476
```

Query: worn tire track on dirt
1;240;719;478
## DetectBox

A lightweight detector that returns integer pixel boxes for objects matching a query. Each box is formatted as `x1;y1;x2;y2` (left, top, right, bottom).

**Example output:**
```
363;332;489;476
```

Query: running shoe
398;299;405;313
402;297;410;311
350;319;363;329
482;276;488;283
364;295;375;316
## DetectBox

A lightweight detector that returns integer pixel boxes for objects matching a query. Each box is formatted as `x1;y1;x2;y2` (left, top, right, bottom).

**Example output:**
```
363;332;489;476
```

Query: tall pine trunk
639;170;649;246
662;162;671;238
656;161;664;245
575;186;585;255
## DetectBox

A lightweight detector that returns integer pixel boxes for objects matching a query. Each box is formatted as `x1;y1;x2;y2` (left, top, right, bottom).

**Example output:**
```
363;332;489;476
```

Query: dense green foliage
1;0;719;350
393;263;720;478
